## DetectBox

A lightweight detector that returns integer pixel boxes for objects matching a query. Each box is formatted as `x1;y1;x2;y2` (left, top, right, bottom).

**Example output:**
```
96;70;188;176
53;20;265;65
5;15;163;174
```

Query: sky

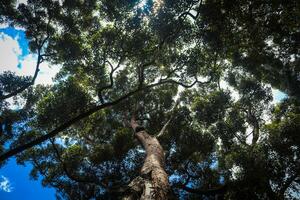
0;24;288;199
0;27;58;200
0;159;56;200
0;26;60;85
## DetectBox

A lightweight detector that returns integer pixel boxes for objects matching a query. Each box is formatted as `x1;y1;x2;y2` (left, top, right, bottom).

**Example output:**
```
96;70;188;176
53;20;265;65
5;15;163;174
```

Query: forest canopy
0;0;299;199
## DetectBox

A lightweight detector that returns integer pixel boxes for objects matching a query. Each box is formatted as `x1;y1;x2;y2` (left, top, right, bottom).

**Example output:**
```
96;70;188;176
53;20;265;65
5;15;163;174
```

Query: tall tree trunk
126;117;170;200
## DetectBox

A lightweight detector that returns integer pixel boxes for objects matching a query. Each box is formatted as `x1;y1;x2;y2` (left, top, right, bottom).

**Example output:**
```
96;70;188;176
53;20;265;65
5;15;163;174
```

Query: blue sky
0;27;29;59
0;25;288;199
0;159;56;200
0;27;57;200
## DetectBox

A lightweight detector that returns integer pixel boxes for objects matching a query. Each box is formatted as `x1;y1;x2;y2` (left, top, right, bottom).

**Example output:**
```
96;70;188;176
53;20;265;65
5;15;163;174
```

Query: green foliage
0;0;299;199
90;143;114;164
192;91;231;126
0;71;31;96
112;128;134;159
62;144;85;165
36;78;92;128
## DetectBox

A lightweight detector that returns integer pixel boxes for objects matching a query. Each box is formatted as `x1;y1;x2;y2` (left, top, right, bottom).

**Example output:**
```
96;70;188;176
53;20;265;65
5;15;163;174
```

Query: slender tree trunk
126;117;170;199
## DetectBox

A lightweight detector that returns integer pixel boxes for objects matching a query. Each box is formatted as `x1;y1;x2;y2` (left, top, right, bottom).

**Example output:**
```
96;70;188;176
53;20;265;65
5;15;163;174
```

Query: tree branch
0;18;52;101
0;78;211;162
280;173;299;195
98;57;123;93
0;51;42;101
50;139;107;187
130;102;140;132
162;75;212;88
157;100;179;138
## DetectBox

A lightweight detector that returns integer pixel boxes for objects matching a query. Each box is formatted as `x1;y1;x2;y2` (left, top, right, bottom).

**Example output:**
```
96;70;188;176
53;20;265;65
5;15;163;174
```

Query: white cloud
0;32;60;86
0;32;22;72
0;175;13;193
38;62;60;85
18;54;60;85
16;54;36;76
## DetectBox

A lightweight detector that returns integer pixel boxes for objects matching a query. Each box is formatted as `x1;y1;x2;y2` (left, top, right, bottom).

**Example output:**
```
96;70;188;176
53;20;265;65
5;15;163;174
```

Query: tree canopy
0;0;299;199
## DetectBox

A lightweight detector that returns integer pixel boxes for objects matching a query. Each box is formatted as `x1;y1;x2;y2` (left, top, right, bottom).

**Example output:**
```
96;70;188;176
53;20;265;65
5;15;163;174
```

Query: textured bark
135;130;170;199
130;116;170;199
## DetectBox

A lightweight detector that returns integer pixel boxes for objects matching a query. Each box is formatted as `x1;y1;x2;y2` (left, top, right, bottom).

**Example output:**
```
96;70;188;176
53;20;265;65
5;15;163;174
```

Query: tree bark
129;117;170;200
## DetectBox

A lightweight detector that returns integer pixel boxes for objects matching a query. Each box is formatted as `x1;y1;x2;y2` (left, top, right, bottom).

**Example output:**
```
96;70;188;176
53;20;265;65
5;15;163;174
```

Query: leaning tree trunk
124;117;170;200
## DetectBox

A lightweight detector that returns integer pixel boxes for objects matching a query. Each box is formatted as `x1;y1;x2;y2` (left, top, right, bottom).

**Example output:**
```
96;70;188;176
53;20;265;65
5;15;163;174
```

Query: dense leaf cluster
0;0;299;199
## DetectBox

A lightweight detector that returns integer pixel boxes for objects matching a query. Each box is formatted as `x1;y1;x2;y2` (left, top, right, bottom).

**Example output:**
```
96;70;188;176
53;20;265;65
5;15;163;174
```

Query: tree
0;0;299;199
